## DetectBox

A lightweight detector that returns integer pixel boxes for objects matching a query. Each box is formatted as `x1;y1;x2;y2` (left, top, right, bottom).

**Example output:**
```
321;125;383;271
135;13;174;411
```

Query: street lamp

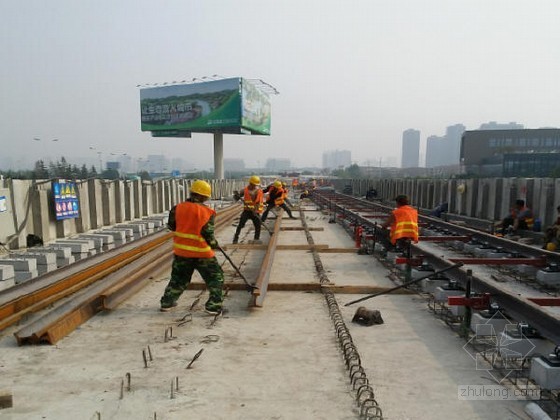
89;146;103;172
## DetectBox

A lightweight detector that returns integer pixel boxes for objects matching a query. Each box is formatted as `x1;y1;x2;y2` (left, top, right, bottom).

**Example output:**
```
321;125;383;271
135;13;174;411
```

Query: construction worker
494;199;534;234
233;175;264;244
261;180;295;222
381;195;419;253
160;180;224;314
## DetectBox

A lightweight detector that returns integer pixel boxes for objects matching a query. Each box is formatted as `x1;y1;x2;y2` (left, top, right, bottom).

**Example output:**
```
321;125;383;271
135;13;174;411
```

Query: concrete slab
0;264;15;281
0;277;15;291
14;270;38;284
0;206;532;419
0;258;37;272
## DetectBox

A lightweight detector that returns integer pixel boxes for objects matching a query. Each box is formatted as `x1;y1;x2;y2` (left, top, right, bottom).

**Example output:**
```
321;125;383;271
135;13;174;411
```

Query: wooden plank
0;391;13;409
224;244;330;251
280;227;324;231
317;248;357;253
188;282;413;294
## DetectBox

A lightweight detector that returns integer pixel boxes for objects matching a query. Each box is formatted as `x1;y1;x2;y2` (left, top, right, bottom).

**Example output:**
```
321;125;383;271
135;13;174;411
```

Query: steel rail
311;190;560;344
250;210;284;307
2;203;241;335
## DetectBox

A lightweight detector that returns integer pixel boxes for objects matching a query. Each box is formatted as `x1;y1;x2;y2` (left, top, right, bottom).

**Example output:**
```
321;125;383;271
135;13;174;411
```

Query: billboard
53;181;80;220
241;79;271;135
140;78;271;136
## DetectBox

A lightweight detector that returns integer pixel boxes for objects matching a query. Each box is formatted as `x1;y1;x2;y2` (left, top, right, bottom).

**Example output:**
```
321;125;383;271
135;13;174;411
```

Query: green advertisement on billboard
140;78;271;136
241;79;271;135
140;78;241;133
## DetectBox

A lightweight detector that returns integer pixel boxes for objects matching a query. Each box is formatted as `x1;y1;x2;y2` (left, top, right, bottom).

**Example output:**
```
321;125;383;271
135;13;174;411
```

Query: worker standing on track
261;180;295;222
232;175;264;244
160;180;224;315
381;195;419;253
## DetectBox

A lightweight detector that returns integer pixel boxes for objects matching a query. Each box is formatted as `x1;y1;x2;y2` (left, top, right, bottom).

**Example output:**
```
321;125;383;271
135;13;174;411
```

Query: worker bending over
160;180;224;315
233;175;264;244
261;180;295;222
381;195;419;253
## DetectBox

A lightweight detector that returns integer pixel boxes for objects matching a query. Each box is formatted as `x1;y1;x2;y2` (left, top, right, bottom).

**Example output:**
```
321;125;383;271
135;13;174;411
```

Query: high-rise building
322;150;351;169
265;158;291;172
424;124;466;168
401;129;420;168
479;121;524;130
224;158;245;171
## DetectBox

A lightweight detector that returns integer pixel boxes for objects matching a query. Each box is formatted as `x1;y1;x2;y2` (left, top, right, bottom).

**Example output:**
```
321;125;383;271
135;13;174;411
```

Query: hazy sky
1;0;559;170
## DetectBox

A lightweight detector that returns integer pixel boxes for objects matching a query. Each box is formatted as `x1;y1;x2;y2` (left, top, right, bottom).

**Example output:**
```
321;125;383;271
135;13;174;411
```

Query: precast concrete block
530;356;560;390
10;252;57;265
0;277;15;291
421;278;448;294
96;229;127;243
112;226;136;237
37;263;58;275
72;252;89;262
56;256;75;267
54;240;91;253
0;264;15;280
35;246;73;258
470;311;510;336
72;235;104;251
0;258;38;271
77;233;115;245
143;217;164;228
130;220;155;230
434;286;464;303
536;269;560;287
15;270;39;284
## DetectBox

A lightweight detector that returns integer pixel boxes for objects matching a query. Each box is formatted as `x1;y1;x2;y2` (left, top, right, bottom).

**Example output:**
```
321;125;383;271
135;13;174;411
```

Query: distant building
265;158;291;172
425;124;466;168
479;121;524;130
322;150;351;169
224;158;246;172
146;154;169;173
461;128;560;176
401;129;420;168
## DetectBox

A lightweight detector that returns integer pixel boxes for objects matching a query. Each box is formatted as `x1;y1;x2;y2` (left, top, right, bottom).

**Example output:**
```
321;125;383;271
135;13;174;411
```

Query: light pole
89;146;103;172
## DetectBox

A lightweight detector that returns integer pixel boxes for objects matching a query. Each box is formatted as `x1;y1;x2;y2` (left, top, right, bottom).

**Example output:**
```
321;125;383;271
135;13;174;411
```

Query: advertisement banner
241;79;271;135
53;181;80;220
140;78;241;132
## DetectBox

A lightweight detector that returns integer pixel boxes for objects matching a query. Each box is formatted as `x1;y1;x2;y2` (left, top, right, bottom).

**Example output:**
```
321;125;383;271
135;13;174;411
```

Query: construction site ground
0;207;530;419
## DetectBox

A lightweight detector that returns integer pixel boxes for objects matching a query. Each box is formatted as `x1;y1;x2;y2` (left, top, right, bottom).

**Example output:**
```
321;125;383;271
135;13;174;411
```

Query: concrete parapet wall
332;177;560;228
1;178;245;251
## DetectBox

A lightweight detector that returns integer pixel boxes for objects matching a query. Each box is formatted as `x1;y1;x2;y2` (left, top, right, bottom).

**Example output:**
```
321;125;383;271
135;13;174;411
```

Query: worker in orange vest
160;180;224;315
261;180;295;222
381;195;419;252
233;175;264;244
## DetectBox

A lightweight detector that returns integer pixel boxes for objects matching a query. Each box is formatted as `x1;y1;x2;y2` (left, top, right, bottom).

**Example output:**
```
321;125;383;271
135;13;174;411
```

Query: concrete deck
0;207;531;419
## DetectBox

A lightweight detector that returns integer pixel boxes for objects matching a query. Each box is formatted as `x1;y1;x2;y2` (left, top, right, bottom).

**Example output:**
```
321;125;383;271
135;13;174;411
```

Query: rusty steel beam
447;257;547;266
419;235;472;242
250;210;284;307
4;204;240;336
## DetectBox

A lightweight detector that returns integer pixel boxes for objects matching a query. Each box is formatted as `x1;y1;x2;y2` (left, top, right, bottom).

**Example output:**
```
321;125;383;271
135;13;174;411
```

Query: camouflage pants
160;255;224;311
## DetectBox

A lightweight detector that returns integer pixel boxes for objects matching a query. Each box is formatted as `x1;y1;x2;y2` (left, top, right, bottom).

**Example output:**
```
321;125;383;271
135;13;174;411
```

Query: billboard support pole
214;132;224;180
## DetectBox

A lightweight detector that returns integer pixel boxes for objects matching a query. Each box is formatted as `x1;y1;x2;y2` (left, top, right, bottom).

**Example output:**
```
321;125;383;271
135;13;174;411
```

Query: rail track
311;189;560;344
0;202;242;343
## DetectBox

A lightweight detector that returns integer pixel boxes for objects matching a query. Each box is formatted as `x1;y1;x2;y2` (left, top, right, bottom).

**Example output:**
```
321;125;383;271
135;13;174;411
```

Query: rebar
299;207;383;419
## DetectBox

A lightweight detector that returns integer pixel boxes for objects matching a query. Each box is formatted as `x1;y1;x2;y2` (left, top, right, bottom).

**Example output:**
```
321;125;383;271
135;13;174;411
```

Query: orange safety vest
269;186;285;206
390;205;419;245
172;201;215;258
519;206;534;229
243;186;264;214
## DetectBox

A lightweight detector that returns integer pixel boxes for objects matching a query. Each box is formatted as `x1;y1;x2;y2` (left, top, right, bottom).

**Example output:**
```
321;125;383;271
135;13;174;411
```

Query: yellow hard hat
273;180;282;188
190;180;211;198
546;242;557;252
249;175;260;185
